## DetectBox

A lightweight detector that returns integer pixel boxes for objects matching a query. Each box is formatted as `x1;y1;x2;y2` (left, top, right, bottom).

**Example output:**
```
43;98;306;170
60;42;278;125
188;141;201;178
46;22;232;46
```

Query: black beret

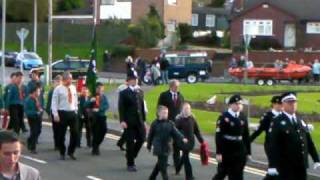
271;95;282;104
228;94;243;104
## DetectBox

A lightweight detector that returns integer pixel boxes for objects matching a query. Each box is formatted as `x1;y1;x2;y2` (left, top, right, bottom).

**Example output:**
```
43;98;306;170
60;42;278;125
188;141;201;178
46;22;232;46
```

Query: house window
243;20;273;36
101;0;115;5
205;14;216;27
306;22;320;34
192;14;199;26
168;0;177;5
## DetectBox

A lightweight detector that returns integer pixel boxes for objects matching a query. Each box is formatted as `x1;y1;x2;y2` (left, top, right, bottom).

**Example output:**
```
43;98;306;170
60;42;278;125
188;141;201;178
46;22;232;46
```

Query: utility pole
1;0;6;87
33;0;38;53
48;0;53;83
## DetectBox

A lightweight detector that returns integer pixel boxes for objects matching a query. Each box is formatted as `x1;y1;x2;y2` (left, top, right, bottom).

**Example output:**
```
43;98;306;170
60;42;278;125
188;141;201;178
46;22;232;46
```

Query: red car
229;63;311;85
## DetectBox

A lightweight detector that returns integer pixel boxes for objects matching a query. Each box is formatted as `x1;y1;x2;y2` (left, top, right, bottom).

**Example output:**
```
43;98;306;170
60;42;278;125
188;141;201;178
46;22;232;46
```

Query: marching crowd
0;70;319;180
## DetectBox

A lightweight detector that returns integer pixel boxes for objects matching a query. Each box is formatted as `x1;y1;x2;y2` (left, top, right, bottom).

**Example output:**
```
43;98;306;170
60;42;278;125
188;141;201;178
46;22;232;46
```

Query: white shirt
228;108;240;118
271;109;281;117
170;91;178;100
51;84;78;117
283;111;297;124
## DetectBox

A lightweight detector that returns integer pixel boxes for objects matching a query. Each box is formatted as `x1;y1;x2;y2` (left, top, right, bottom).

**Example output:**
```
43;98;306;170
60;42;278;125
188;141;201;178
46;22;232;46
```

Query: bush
250;36;282;50
57;0;84;12
178;23;193;43
221;30;230;48
111;45;134;58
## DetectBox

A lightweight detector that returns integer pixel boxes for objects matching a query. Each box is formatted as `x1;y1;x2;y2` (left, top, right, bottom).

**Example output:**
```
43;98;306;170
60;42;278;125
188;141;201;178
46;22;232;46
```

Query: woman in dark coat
175;103;204;180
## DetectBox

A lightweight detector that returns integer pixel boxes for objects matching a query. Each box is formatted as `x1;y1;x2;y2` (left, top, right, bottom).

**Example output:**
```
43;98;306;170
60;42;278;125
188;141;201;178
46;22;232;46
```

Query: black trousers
91;114;107;151
278;166;307;180
57;110;79;156
125;125;146;166
50;113;60;149
177;150;193;179
117;129;127;147
78;113;92;147
173;141;181;171
149;155;169;180
8;104;24;134
212;156;246;180
27;115;42;151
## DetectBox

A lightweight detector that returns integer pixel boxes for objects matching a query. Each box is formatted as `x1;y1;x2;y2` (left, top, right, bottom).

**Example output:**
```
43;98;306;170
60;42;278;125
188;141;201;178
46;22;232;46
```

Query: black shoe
54;146;59;151
60;155;66;160
68;154;77;160
117;143;125;151
87;142;92;148
186;176;195;180
127;166;137;172
91;149;100;156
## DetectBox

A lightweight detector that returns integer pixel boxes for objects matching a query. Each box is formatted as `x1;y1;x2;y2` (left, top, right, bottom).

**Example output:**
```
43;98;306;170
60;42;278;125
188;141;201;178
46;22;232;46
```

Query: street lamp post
1;0;6;87
48;0;53;83
243;34;252;84
33;0;37;53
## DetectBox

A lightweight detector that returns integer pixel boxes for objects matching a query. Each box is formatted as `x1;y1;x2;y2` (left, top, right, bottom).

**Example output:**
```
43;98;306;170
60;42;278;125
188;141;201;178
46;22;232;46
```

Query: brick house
131;0;192;32
230;0;320;50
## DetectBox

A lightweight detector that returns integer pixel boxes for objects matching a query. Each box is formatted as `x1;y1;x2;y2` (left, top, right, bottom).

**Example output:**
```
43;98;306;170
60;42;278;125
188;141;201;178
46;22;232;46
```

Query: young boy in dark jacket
77;86;92;148
175;102;204;180
24;85;43;154
147;105;188;180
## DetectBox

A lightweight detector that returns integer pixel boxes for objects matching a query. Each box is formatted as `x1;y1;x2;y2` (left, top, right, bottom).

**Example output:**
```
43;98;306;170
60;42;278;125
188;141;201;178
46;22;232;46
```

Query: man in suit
118;76;146;172
267;92;320;180
212;94;251;180
157;79;184;171
0;130;41;180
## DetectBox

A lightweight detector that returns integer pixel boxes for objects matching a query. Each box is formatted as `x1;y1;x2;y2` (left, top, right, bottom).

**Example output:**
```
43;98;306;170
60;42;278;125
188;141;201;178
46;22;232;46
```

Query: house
99;0;132;20
192;6;229;32
131;0;192;32
230;0;320;49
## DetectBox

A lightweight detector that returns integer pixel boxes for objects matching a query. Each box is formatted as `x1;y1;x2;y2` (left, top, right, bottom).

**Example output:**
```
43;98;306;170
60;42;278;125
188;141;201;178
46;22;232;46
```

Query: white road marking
86;175;104;180
21;155;47;164
42;121;267;177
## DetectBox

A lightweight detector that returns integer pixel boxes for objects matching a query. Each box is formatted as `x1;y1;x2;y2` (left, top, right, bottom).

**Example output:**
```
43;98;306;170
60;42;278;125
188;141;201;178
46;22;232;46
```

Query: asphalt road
18;122;265;180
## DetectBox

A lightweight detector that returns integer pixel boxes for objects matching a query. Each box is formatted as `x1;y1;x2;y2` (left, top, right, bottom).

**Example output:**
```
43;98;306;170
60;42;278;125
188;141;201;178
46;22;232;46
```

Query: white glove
314;162;320;170
267;168;279;176
307;124;314;132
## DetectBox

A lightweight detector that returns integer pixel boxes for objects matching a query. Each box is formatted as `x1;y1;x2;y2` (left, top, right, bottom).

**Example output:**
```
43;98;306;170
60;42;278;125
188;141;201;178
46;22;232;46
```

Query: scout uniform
268;92;320;180
212;95;251;180
78;93;92;148
25;92;43;153
87;91;109;155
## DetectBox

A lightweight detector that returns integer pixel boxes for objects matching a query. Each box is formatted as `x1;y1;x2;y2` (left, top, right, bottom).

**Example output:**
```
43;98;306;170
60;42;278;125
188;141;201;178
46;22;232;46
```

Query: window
306;22;320;34
101;0;115;5
70;61;82;69
192;14;199;26
168;0;177;5
243;20;273;36
53;62;68;70
205;15;215;27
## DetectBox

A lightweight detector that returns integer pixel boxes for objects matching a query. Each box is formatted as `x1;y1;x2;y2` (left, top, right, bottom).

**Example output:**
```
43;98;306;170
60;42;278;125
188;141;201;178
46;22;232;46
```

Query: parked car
165;52;212;83
0;51;18;67
30;56;90;79
15;52;43;70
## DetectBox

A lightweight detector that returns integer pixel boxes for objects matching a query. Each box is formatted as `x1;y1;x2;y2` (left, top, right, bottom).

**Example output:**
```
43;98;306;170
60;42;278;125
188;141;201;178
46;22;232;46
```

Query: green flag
86;26;98;95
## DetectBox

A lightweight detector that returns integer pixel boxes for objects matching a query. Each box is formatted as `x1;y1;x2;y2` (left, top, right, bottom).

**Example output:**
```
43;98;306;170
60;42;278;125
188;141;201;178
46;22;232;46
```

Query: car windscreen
24;53;39;59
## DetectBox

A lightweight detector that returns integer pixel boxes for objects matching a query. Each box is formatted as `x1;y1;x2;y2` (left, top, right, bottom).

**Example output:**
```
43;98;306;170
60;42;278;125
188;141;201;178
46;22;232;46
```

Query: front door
284;23;296;48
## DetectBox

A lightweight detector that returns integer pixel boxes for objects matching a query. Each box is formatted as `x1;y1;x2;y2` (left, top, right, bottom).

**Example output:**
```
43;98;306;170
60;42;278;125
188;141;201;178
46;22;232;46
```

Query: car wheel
256;79;265;86
186;74;198;84
266;79;274;86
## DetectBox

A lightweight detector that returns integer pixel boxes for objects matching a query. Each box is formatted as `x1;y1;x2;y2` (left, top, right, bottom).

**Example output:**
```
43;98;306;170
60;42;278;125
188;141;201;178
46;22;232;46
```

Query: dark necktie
173;93;178;106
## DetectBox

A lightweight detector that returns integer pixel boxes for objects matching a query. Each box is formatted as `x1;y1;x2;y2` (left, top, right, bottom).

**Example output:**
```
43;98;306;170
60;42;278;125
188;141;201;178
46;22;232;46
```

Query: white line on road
86;175;104;180
21;155;47;164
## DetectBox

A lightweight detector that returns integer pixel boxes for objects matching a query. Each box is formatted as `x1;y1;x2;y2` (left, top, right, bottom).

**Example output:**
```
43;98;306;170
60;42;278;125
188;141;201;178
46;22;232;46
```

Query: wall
100;1;132;20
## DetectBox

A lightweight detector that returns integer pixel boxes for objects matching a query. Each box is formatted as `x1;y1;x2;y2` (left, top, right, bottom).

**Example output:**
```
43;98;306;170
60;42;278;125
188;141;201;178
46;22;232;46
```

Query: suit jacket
118;87;146;127
269;113;319;170
157;90;184;121
19;162;41;180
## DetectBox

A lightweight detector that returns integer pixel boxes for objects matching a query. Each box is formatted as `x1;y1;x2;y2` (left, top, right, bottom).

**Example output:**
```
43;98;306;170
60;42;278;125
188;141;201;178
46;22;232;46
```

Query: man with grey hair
51;72;79;160
157;79;184;172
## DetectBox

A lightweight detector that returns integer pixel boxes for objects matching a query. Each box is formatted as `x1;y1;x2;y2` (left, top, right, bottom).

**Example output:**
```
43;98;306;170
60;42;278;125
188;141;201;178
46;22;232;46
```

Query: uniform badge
269;128;272;133
286;130;290;134
224;118;230;123
230;122;235;126
240;120;244;126
281;121;286;126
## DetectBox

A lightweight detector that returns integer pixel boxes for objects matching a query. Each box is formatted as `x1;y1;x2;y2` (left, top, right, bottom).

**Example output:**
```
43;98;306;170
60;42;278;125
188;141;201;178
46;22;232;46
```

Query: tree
6;0;56;22
57;0;84;12
177;23;193;43
128;6;165;48
211;0;225;7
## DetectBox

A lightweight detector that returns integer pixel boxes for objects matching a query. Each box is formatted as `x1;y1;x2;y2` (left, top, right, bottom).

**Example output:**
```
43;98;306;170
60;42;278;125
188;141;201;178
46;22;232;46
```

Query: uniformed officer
118;75;146;172
46;75;62;150
212;94;251;180
5;72;26;134
51;72;79;160
87;82;109;155
268;92;320;180
24;85;43;154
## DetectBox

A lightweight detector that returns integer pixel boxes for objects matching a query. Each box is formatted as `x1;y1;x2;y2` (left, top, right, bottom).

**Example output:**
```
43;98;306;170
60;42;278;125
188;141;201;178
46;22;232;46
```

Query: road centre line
86;175;104;180
21;155;47;164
